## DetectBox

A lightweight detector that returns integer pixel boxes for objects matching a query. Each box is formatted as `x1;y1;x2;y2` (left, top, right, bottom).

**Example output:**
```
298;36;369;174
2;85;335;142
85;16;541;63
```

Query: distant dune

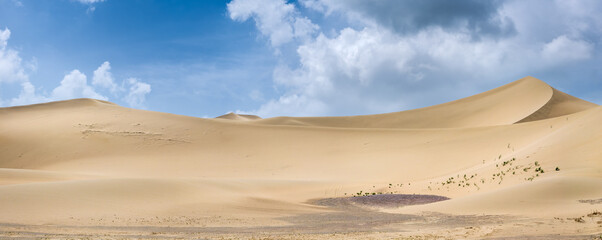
216;112;262;121
1;76;600;239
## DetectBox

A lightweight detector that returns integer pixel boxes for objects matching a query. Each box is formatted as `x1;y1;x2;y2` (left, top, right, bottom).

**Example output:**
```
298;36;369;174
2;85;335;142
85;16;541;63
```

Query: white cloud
256;27;419;116
0;28;9;50
5;62;152;108
92;61;119;93
293;16;319;41
51;69;107;101
254;26;512;117
553;0;602;36
232;0;602;117
8;67;111;107
542;35;593;62
123;78;151;108
0;27;151;108
227;0;318;47
0;27;42;107
75;0;105;4
10;81;48;106
0;28;28;84
252;94;328;117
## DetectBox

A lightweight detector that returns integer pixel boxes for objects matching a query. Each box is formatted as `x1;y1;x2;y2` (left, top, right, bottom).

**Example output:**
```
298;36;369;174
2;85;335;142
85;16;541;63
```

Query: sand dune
518;87;597;123
1;77;600;239
216;112;262;121
254;76;597;128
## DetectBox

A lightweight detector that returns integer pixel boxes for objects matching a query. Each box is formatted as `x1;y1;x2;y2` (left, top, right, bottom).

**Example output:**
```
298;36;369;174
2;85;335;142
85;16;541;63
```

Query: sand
0;76;601;239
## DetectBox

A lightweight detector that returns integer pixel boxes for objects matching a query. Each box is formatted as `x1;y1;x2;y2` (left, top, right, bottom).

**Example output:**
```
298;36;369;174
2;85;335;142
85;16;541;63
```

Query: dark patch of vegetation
587;211;601;217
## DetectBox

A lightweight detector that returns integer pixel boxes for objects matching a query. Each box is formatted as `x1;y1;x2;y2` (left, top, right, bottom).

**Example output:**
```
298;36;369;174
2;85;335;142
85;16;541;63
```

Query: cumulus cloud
230;0;602;117
92;61;119;93
10;81;48;106
0;27;43;106
0;28;9;49
0;27;151;108
9;62;152;108
254;27;419;116
123;78;151;108
227;0;318;47
0;28;28;83
251;94;328;117
51;69;107;101
542;35;593;62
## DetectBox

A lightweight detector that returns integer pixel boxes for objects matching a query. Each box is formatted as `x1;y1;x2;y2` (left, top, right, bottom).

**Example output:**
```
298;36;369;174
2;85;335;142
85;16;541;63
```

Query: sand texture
1;76;601;239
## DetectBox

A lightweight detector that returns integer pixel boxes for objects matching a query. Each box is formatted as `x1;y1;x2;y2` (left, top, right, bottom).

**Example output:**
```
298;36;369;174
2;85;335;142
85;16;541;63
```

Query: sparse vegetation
418;154;552;193
587;210;601;217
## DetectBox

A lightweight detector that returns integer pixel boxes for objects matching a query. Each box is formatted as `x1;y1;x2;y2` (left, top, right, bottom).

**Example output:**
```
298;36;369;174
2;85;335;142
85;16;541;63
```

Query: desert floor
1;77;601;239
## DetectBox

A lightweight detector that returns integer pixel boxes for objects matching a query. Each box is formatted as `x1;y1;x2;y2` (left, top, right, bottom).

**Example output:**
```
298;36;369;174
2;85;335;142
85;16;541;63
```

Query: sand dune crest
216;112;262;121
254;76;597;128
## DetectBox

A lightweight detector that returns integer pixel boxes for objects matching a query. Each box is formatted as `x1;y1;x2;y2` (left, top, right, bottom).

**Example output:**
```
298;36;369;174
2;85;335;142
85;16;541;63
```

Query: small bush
587;211;601;217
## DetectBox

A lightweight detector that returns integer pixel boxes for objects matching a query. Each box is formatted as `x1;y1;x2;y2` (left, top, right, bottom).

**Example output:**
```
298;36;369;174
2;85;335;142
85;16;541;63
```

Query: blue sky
0;0;601;118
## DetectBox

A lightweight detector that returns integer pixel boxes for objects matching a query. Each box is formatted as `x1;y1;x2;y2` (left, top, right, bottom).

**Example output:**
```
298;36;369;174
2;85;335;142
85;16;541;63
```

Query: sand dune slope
216;112;262;121
0;77;600;238
517;87;597;123
254;76;597;128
